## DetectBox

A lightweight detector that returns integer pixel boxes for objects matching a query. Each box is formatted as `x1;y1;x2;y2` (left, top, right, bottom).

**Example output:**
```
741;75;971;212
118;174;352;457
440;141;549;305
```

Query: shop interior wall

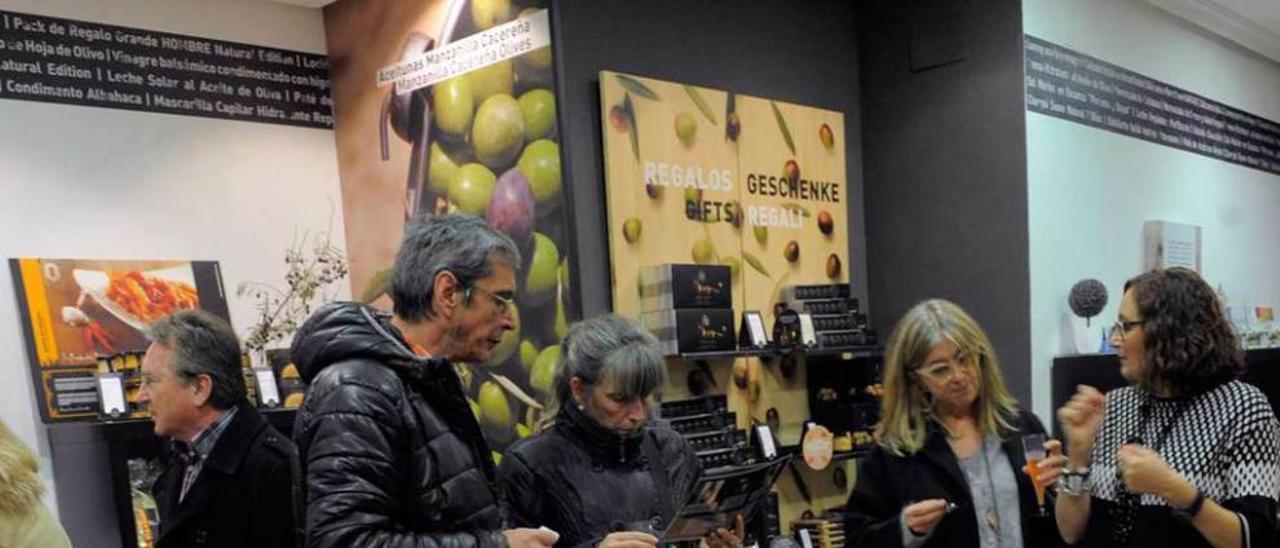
1025;0;1280;423
857;0;1033;406
0;0;341;543
550;0;867;319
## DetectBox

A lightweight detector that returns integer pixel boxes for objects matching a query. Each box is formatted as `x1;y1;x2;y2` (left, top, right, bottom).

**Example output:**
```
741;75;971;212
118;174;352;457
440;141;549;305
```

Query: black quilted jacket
291;302;506;548
498;403;702;548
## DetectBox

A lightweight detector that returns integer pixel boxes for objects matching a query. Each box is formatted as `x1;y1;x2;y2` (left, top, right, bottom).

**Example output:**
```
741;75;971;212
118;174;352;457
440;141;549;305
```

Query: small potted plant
1068;279;1108;354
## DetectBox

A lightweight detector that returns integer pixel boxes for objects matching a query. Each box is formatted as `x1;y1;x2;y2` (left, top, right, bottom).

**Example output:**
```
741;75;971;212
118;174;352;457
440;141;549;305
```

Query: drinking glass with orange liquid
1021;433;1050;517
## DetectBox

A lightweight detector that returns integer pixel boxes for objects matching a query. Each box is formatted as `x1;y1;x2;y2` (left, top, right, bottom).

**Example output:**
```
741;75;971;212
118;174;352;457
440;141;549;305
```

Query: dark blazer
844;409;1065;548
153;405;298;548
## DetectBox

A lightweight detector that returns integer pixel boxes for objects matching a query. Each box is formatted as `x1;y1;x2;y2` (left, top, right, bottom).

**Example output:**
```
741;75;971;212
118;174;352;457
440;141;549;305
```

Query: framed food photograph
9;258;230;422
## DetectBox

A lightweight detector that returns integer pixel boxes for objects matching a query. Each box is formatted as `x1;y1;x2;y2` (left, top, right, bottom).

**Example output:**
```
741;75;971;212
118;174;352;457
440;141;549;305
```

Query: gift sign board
10;258;229;422
600;71;849;332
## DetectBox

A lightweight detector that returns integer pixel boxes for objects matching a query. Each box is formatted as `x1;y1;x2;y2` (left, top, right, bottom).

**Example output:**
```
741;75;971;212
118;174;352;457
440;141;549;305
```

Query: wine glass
1021;433;1049;517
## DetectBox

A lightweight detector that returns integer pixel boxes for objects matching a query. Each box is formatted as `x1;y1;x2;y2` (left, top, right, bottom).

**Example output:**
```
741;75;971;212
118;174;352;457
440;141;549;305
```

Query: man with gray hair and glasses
291;213;558;548
140;309;297;548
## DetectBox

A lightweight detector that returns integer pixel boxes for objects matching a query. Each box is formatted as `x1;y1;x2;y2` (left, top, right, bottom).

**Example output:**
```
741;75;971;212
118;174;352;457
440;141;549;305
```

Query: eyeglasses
1109;319;1146;341
467;285;515;313
912;349;976;382
139;373;163;390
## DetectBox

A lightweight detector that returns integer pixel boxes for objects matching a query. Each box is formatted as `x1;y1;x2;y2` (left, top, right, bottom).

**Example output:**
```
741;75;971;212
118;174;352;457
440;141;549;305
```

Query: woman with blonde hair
0;419;71;547
845;299;1066;548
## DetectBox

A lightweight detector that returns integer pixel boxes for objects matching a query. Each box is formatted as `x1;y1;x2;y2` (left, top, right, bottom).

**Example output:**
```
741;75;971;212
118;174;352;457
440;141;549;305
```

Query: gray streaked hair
391;213;522;322
547;314;667;422
145;309;246;410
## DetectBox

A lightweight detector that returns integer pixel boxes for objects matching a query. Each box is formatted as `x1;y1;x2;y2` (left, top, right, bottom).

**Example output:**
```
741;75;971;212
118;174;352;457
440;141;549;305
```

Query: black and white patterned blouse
1082;380;1279;547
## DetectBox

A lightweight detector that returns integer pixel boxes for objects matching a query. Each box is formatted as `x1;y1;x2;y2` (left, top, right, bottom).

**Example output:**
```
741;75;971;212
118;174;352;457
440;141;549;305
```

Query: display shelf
678;345;882;361
778;444;872;464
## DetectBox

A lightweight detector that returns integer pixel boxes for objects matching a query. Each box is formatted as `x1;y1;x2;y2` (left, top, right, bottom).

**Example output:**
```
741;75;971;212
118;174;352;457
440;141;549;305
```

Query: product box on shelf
639;264;732;311
642;307;736;355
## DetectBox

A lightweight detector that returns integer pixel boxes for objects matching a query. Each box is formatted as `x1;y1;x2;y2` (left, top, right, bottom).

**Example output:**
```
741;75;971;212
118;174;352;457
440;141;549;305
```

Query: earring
577;403;584;411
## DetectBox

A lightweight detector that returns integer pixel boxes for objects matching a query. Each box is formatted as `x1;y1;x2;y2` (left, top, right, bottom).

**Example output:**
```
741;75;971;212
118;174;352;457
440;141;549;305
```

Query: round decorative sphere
1068;279;1108;320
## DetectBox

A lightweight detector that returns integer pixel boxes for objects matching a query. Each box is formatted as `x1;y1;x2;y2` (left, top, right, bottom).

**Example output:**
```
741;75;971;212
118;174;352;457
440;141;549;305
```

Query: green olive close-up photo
517;139;562;208
530;344;562;395
432;75;474;137
523;232;560;304
519;338;540;373
472;94;526;170
427;142;461;196
449;163;498;216
518;88;556;142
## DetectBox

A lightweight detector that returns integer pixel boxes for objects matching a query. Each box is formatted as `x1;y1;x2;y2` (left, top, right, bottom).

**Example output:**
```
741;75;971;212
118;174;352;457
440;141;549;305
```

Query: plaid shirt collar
172;406;239;465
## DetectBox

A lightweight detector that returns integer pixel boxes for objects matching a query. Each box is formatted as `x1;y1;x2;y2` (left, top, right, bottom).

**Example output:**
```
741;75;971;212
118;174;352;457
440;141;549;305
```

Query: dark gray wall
858;0;1032;403
550;0;867;318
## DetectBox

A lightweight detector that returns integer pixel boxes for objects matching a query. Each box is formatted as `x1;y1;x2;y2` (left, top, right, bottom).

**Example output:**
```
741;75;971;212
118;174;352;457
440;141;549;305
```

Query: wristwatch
1056;467;1092;497
1173;487;1206;520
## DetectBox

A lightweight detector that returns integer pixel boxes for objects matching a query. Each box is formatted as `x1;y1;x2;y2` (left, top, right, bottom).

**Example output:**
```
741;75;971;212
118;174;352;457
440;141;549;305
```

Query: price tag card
254;368;281;408
754;424;778;459
742;311;769;348
96;373;127;418
798;313;817;346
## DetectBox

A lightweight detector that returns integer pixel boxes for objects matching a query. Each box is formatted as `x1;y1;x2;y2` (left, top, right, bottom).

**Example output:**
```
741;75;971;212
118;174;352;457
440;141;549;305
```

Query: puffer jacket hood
291;301;420;385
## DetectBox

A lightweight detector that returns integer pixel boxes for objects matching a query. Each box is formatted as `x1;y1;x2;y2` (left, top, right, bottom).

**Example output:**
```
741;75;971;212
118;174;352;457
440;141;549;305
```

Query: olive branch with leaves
237;230;349;355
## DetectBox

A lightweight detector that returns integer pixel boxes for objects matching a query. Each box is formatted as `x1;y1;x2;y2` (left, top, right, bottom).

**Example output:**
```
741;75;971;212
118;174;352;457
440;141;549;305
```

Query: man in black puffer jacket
291;214;558;548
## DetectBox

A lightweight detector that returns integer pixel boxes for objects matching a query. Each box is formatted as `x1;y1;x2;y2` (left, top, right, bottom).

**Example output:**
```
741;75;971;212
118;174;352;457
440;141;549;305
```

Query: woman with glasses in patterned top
1056;267;1280;547
845;299;1068;548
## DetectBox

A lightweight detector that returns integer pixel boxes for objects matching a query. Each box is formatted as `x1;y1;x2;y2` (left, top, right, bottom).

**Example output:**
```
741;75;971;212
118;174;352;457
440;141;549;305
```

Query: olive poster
324;0;575;454
9;258;229;422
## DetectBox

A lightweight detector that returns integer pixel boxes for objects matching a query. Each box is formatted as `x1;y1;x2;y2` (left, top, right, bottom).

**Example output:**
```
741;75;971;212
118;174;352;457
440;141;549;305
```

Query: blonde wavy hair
877;299;1019;456
0;419;44;515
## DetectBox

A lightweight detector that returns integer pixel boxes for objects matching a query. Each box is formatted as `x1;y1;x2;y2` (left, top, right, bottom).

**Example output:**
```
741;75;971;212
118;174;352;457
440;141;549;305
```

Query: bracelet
1056;467;1092;497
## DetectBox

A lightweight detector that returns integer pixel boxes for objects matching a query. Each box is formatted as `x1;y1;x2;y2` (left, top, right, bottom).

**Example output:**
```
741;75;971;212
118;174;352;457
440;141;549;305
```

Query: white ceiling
1146;0;1280;63
258;0;1280;65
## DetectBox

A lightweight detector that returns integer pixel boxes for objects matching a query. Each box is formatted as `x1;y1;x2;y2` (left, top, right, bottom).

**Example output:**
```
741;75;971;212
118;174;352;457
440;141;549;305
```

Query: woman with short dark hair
1056;267;1280;547
498;314;743;548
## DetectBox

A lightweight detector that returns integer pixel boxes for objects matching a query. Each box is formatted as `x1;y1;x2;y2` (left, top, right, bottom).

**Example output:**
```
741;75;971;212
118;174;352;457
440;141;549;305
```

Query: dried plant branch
237;229;349;354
